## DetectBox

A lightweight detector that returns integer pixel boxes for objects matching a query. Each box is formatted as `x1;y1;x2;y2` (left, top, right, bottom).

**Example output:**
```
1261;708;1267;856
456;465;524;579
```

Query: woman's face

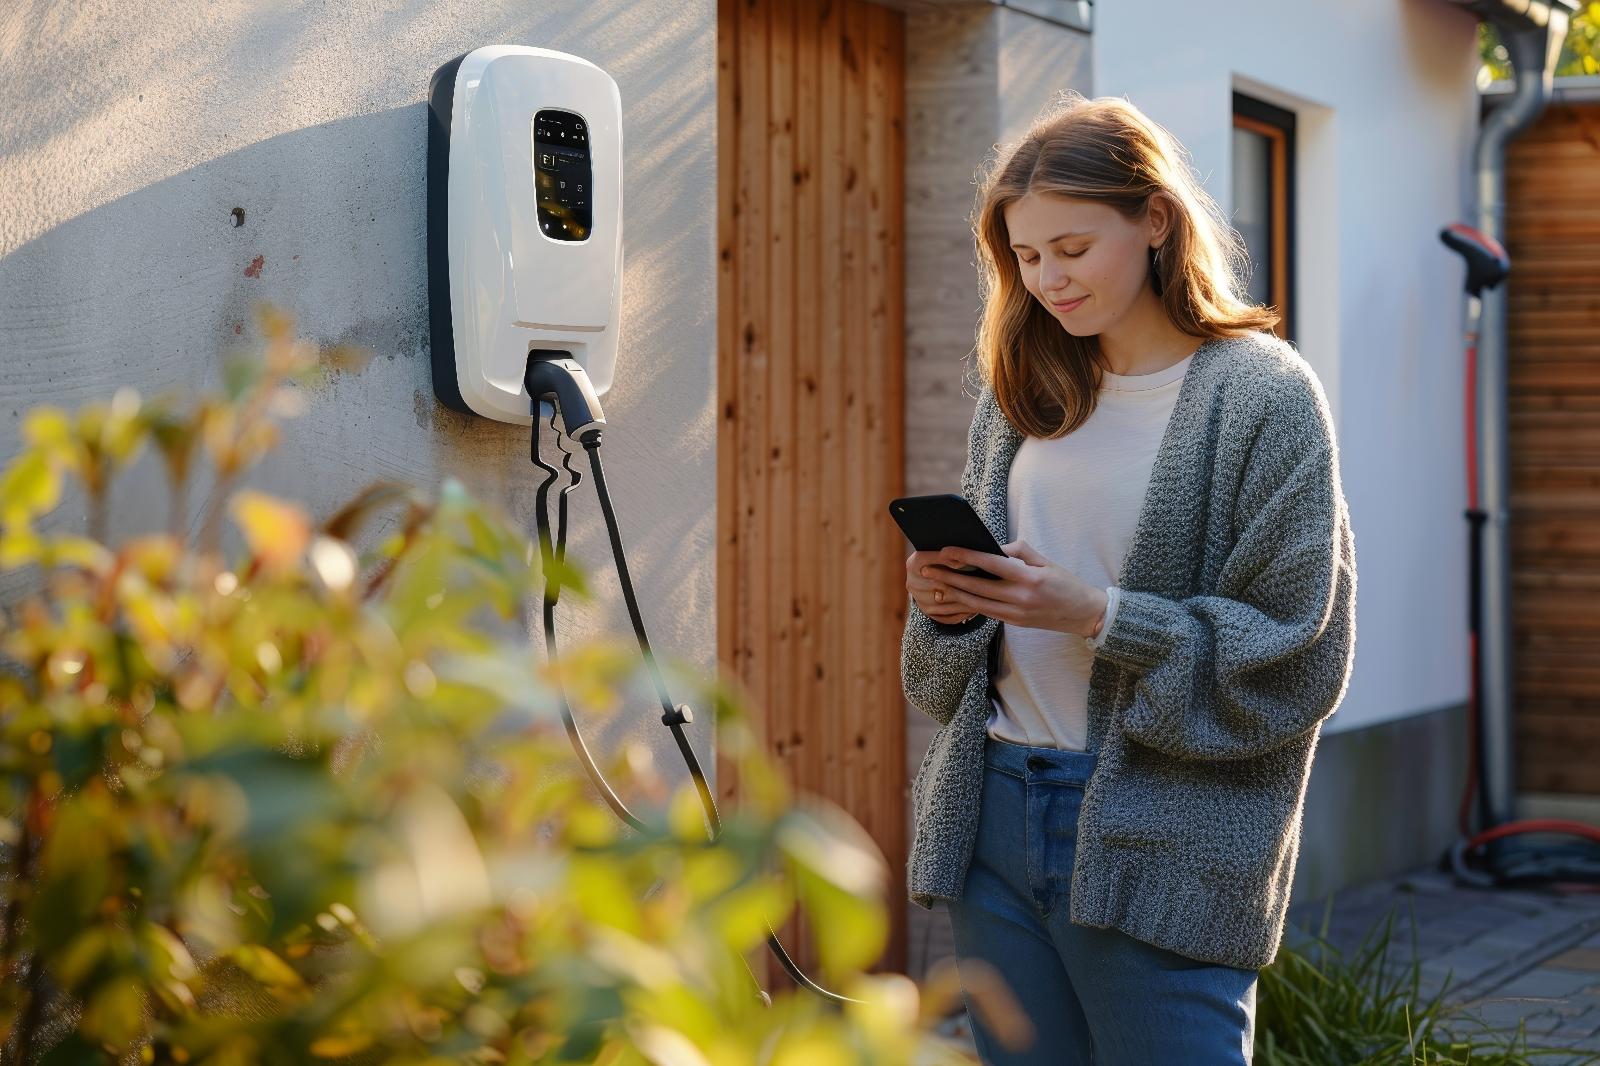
1002;192;1163;336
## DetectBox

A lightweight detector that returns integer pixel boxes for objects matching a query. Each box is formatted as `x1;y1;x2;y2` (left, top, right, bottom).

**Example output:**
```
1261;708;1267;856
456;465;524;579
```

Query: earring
1152;244;1164;272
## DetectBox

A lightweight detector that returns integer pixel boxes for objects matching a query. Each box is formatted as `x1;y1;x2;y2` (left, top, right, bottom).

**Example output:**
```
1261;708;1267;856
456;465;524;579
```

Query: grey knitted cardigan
902;330;1357;972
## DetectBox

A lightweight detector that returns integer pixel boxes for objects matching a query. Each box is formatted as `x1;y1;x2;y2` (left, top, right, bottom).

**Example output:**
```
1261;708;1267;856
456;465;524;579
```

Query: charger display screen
534;109;593;242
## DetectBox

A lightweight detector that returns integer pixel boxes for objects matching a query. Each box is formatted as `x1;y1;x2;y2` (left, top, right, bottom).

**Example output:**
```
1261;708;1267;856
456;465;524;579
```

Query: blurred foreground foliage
1478;2;1600;80
0;306;984;1065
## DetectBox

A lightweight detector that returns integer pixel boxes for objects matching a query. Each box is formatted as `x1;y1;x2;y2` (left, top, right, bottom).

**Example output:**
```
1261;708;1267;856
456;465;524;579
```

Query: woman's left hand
921;540;1109;638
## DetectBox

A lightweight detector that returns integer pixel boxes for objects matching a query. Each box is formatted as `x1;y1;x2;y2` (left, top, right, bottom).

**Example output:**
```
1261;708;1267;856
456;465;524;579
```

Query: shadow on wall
1;107;434;412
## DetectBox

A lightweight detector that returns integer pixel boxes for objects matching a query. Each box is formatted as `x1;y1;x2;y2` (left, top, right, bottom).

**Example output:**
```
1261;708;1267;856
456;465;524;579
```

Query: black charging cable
524;354;866;1009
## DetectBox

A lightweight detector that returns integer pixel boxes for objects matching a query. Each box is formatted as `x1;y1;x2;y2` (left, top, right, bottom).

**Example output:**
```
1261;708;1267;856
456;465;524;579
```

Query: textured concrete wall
1295;698;1472;905
0;2;718;779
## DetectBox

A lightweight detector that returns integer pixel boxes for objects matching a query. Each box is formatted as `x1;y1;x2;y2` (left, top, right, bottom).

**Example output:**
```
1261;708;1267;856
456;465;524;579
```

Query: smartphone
888;493;1007;579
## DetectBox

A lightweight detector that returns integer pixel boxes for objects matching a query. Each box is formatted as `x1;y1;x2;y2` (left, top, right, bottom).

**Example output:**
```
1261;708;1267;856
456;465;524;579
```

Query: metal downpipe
1460;0;1572;829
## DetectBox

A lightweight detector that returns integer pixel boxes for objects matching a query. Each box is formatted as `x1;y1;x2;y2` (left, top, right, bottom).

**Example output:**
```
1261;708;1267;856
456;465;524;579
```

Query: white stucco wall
1092;0;1483;735
0;2;718;773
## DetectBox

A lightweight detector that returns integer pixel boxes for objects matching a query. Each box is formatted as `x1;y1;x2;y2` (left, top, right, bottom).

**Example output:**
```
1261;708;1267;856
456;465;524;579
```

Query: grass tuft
1257;890;1600;1065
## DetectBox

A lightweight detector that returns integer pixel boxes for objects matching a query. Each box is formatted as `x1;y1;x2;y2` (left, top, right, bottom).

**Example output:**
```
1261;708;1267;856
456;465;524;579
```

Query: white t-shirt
986;350;1195;751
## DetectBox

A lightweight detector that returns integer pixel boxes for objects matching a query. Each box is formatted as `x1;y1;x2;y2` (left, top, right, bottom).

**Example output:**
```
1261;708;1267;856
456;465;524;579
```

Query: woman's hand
907;549;983;624
913;540;1110;638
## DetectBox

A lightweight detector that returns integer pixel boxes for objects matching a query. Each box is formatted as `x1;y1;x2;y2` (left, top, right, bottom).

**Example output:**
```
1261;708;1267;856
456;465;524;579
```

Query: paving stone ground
923;861;1600;1064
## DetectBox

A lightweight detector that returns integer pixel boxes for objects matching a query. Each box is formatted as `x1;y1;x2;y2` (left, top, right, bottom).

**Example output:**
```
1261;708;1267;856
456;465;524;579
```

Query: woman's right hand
906;550;980;624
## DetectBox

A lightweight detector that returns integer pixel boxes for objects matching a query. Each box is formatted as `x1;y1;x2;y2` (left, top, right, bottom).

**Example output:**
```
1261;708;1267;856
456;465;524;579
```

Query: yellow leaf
143;923;199;982
626;1022;714;1066
201;405;238;468
0;527;43;569
703;874;793;955
2;450;62;521
103;387;145;461
46;535;114;574
668;781;709;844
790;863;888;981
123;534;183;582
770;1032;851;1066
80;976;148;1050
309;1030;375;1058
229;944;307;993
568;854;643;935
566;802;619;848
229;491;310;573
21;406;71;450
777;802;888;898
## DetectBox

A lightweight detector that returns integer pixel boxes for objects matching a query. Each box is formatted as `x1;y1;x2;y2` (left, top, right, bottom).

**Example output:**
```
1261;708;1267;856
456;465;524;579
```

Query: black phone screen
887;494;1006;578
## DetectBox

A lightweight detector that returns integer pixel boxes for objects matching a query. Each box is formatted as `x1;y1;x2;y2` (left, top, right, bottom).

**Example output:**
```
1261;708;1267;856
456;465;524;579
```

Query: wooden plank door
717;0;909;984
1506;102;1600;794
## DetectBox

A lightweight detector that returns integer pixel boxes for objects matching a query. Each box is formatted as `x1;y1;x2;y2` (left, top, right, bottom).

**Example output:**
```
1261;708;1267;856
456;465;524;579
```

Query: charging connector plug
526;350;606;442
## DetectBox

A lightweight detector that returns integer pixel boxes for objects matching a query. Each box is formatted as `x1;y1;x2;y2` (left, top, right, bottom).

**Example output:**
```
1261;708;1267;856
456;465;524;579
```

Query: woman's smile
1050;294;1089;313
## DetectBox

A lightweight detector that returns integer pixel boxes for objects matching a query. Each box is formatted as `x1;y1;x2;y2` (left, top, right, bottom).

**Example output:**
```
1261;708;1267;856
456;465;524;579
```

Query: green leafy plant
0;306;982;1064
1258;890;1600;1065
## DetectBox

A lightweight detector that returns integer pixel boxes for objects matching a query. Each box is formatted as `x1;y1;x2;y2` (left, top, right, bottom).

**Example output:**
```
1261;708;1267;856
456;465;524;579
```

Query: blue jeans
946;734;1259;1065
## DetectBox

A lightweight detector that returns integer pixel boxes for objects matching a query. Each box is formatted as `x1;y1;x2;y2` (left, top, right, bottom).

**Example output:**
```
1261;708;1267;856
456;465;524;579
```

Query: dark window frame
1231;91;1297;346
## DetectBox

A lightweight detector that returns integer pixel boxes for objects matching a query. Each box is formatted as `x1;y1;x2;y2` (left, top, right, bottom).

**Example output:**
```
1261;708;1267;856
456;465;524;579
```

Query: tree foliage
1478;4;1600;81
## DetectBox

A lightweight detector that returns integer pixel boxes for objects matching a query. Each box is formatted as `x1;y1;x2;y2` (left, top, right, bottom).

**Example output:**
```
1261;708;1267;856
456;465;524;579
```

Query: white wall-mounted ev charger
427;45;623;427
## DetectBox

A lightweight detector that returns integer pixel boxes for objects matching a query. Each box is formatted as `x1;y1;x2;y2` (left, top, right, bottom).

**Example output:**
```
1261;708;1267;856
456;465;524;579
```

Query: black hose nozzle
1439;223;1510;298
526;351;607;443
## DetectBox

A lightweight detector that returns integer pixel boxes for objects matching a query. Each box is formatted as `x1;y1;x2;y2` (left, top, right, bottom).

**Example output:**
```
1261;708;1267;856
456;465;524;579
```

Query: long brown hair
969;92;1280;438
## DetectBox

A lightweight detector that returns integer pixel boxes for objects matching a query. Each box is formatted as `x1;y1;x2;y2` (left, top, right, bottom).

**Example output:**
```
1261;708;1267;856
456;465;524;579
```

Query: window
1231;92;1296;346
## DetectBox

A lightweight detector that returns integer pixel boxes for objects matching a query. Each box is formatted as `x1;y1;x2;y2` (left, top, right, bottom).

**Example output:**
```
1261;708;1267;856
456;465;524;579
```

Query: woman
900;92;1357;1065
